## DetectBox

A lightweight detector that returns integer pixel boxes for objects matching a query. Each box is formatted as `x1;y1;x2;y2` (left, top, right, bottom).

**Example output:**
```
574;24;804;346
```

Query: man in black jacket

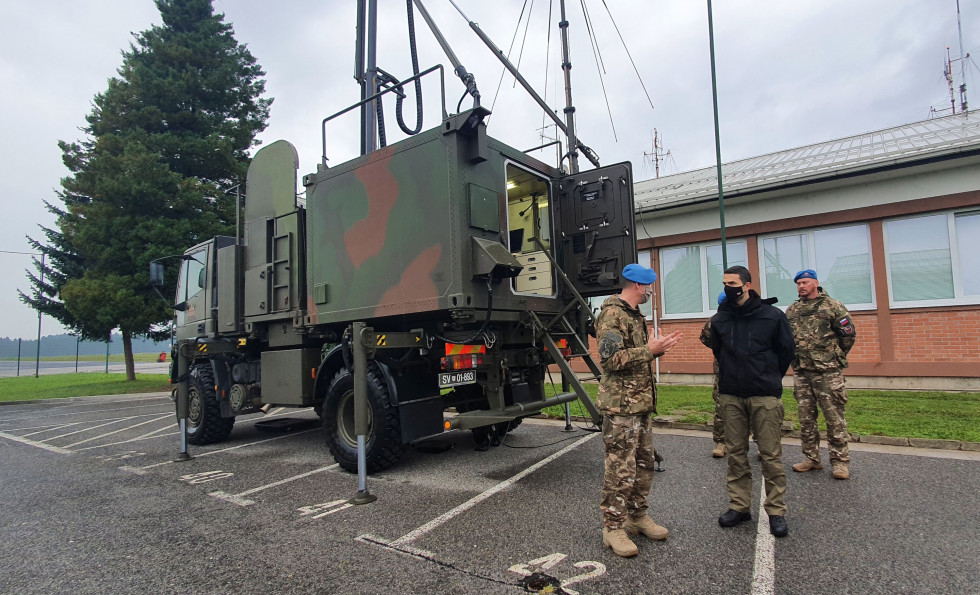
707;266;794;538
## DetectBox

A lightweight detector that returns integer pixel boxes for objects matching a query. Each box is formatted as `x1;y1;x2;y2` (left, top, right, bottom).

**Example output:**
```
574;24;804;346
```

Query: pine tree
22;0;271;380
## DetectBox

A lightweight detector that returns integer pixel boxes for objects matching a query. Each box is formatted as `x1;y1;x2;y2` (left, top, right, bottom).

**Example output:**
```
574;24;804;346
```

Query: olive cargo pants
720;393;787;517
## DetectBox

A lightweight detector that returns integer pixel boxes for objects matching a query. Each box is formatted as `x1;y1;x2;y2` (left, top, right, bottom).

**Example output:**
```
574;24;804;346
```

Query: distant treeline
0;333;172;358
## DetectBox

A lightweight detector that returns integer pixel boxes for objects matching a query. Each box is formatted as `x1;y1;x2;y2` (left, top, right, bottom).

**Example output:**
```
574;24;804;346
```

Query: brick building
588;112;980;390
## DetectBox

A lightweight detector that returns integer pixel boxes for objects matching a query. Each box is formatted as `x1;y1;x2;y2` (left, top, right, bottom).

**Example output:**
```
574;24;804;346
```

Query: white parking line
0;399;172;422
0;431;73;455
750;482;775;595
62;414;174;448
127;427;321;472
75;427;178;451
390;433;598;547
43;416;140;441
209;464;339;506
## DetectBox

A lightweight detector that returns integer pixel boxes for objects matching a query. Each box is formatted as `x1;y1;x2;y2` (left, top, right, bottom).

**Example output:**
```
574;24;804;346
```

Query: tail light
441;343;486;371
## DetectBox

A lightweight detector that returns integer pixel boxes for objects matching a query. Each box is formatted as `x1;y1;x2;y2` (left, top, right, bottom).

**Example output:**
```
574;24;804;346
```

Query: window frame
883;209;980;308
657;239;748;320
756;223;877;311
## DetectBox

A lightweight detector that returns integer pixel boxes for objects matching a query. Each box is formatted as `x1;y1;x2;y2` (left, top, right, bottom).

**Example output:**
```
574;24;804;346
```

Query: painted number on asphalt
180;471;234;484
297;499;352;519
508;553;606;595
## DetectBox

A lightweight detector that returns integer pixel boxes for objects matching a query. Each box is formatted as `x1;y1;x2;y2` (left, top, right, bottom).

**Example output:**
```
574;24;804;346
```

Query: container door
554;162;638;298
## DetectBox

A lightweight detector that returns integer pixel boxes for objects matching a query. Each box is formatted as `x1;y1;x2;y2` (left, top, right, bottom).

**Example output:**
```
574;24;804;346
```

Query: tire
184;363;235;445
322;366;406;473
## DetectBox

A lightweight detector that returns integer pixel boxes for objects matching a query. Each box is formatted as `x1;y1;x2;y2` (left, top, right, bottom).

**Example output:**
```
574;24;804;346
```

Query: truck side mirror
150;262;165;287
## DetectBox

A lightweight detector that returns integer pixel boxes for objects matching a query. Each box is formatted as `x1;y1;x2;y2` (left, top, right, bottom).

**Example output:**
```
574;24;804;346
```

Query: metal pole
360;0;379;156
75;335;79;373
707;0;728;269
558;0;579;174
34;253;44;378
105;336;110;373
349;322;377;504
175;342;192;461
956;0;968;112
17;338;21;377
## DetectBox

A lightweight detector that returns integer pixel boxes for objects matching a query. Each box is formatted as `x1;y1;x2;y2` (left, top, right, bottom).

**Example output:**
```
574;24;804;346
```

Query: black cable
430;277;497;345
395;0;424;135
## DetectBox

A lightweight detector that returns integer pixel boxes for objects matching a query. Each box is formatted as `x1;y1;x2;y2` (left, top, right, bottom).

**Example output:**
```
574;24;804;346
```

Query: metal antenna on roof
643;129;672;179
956;0;969;112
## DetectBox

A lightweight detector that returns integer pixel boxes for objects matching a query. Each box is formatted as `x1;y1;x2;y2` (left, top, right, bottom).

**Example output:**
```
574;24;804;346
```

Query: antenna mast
643;129;672;179
956;0;969;112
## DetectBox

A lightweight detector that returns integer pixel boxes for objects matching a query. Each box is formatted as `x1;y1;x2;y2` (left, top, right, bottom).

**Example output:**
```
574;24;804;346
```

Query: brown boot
832;462;850;480
602;528;639;557
625;515;669;541
712;443;726;458
792;459;824;473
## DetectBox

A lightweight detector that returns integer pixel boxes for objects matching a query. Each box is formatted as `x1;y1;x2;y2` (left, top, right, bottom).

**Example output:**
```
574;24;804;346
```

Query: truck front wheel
322;367;406;473
184;363;235;445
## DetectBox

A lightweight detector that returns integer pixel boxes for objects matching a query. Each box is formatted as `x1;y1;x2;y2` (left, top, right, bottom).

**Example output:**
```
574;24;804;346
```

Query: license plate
438;370;476;388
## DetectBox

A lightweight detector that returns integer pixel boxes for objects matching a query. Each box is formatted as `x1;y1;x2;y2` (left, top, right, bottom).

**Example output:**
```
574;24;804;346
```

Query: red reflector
444;343;487;356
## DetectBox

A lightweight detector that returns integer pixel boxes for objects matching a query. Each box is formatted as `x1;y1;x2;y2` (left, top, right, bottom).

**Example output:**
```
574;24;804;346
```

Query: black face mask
723;285;745;302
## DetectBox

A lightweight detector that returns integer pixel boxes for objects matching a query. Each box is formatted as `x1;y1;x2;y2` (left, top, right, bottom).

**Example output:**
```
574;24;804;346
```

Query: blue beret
718;291;727;306
793;269;818;282
622;263;657;284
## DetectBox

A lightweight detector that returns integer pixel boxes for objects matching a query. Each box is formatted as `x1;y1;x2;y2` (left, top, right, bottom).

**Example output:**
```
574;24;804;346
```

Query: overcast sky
1;0;976;340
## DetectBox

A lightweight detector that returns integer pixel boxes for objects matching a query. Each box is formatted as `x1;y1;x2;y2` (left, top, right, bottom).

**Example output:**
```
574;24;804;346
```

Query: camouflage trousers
720;393;787;516
794;369;849;464
711;359;724;443
600;414;656;529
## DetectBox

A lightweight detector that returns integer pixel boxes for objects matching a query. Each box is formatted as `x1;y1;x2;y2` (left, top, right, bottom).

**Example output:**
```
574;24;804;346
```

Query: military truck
151;3;638;474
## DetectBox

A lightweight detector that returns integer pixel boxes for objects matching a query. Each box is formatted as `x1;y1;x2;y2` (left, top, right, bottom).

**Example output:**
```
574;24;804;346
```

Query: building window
885;210;980;306
659;241;748;317
760;224;874;308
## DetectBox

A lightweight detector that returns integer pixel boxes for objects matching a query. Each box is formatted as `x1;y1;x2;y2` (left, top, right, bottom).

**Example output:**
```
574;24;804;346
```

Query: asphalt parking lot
1;393;978;594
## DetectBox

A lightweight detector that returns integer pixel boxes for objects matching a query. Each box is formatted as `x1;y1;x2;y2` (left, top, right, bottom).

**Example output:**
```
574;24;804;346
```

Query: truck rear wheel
185;363;235;445
322;367;406;473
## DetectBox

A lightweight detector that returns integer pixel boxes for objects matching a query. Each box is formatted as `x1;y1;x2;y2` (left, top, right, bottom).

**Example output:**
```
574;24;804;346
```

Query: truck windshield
176;250;207;326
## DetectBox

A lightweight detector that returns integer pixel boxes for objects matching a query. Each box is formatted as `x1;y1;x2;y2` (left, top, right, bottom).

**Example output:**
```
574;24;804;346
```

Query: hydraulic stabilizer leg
348;321;377;505
174;342;193;462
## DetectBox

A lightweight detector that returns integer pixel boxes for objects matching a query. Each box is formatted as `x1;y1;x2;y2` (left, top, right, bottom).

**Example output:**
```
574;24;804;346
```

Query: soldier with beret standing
596;263;682;557
786;269;857;480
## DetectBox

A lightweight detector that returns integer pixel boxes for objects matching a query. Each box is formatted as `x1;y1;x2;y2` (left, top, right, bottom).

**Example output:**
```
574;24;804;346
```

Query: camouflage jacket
785;289;856;372
595;295;658;415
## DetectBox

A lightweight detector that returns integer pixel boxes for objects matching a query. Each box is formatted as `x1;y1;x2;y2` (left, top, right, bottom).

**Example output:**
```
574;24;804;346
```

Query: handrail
529;237;596;332
320;64;446;166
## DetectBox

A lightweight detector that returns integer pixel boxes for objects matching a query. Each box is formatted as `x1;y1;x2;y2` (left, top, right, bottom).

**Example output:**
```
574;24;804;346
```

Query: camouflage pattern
595;296;656;415
794;370;850;463
700;319;724;443
600;414;656;529
719;393;787;516
786;289;855;464
785;289;856;372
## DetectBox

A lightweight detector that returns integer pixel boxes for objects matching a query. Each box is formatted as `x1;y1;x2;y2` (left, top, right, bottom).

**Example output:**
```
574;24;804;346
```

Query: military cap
622;263;657;284
794;269;818;282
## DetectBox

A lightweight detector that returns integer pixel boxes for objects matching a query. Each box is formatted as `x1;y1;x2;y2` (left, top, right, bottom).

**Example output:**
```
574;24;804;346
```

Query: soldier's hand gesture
649;330;682;355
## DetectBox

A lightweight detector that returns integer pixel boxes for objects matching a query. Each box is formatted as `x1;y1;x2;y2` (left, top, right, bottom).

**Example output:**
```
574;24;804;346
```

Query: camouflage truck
150;5;638;474
153;110;637;472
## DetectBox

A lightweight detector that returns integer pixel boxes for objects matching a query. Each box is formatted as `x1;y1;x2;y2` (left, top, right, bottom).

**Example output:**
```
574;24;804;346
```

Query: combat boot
792;459;824;473
602;528;639;557
712;442;726;458
624;515;669;541
832;462;850;480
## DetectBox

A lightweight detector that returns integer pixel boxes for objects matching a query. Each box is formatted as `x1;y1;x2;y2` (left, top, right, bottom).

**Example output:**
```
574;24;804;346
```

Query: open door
554;162;638;298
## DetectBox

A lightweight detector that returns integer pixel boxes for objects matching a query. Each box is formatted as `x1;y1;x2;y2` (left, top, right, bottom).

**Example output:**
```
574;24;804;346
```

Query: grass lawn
540;383;980;443
0;373;171;403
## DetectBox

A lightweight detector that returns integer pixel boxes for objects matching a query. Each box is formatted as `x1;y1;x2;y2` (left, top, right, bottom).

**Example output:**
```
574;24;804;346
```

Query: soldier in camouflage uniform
596;264;682;557
785;269;857;480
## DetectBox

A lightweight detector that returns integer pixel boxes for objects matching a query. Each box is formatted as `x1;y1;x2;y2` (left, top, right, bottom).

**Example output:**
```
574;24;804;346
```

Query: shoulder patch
597;331;625;359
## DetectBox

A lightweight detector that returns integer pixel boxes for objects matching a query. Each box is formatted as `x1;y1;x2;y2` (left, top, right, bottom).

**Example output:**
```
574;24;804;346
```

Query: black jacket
709;290;794;398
